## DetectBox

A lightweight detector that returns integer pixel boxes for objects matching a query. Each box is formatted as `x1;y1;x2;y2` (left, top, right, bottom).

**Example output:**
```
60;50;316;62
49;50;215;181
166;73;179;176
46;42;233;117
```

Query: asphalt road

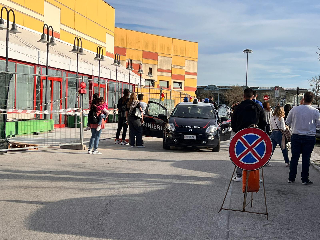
1;138;320;240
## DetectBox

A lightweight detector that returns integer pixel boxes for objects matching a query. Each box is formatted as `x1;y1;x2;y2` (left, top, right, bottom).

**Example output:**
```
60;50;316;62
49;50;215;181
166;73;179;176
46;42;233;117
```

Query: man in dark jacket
231;88;267;181
115;89;130;145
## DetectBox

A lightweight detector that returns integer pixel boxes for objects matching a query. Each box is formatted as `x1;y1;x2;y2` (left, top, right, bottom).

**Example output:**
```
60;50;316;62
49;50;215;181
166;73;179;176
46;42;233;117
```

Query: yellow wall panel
173;39;186;56
114;28;127;48
86;0;98;22
158;36;172;55
10;0;24;6
60;6;75;29
24;14;43;32
172;56;185;67
75;0;88;17
157;76;171;81
74;13;87;34
142;59;157;65
61;0;75;9
185;78;197;87
126;49;142;62
172;68;185;75
60;29;76;45
127;30;142;50
12;10;25;27
185;41;198;59
142;33;158;53
107;7;115;34
27;0;44;15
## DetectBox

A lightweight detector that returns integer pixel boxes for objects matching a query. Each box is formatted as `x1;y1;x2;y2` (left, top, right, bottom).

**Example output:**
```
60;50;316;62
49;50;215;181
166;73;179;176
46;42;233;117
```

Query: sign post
219;127;272;219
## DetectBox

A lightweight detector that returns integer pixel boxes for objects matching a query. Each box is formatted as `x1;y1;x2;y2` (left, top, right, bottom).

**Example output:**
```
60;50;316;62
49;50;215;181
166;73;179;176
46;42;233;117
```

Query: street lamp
112;54;120;122
0;7;20;142
38;24;56;116
70;37;85;108
137;63;143;94
94;46;104;94
126;59;133;86
243;48;253;87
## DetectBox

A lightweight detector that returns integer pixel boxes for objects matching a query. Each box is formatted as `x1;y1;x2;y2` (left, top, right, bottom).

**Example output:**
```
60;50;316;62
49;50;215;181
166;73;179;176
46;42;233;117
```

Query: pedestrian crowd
231;88;320;185
86;89;146;154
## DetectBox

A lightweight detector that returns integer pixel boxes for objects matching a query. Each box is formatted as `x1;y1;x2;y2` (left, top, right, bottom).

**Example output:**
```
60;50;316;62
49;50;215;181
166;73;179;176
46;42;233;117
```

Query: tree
224;86;244;106
309;76;320;106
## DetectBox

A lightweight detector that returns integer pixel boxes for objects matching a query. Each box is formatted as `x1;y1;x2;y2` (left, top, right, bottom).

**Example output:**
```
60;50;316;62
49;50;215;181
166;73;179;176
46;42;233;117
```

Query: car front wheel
163;139;170;150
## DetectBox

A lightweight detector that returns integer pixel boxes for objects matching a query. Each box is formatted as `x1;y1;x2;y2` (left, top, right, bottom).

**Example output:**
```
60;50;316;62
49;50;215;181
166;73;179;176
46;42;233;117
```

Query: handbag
274;117;291;142
133;107;142;119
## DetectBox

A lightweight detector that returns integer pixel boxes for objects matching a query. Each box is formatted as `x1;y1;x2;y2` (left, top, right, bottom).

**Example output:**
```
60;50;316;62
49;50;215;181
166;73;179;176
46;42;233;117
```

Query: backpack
88;109;98;124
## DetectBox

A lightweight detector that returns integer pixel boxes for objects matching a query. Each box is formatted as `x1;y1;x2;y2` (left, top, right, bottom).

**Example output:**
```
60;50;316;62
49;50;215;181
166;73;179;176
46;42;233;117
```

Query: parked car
142;99;232;151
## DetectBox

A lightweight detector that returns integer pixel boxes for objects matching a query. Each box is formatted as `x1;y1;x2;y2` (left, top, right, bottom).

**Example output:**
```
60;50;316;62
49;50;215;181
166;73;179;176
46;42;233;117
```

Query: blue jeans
270;130;289;164
289;134;316;182
89;128;102;151
98;113;106;126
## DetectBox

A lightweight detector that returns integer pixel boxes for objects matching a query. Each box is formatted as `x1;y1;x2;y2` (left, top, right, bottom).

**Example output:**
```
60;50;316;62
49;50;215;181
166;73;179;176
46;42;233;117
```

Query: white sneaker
115;140;121;144
232;176;242;182
121;141;129;145
92;150;102;155
96;125;101;131
88;150;92;154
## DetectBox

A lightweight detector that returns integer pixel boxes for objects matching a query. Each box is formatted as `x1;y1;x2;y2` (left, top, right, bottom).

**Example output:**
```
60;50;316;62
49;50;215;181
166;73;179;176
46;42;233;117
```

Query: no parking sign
229;128;272;170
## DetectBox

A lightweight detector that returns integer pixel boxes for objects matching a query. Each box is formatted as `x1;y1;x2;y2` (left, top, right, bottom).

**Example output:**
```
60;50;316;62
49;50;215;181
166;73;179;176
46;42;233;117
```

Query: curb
311;151;320;172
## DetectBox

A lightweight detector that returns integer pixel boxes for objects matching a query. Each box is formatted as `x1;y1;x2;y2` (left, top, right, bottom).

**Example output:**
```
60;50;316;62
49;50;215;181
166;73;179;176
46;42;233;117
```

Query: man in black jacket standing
231;88;267;181
115;89;130;145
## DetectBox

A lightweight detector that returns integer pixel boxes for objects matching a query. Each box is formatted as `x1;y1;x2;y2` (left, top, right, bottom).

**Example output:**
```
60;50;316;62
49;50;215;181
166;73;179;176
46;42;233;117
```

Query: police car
142;98;231;151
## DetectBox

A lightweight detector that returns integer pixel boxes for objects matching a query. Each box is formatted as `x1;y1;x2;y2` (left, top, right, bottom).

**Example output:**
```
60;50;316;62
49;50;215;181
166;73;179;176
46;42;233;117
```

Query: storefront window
68;73;77;108
0;60;15;109
16;64;34;110
108;81;116;109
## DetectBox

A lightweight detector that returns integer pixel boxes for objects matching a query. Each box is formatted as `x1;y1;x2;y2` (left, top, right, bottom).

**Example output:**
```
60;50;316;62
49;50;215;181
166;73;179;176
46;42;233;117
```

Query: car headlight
166;123;175;132
206;125;218;135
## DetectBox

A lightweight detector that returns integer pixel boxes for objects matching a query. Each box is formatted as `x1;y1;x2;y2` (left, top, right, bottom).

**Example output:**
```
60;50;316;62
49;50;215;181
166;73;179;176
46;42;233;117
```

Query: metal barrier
0;70;194;150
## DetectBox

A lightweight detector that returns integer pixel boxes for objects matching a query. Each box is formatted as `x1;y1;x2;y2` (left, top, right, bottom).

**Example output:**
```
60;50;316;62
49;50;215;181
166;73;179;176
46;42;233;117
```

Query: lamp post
112;54;120;122
137;63;143;94
94;46;104;95
38;24;56;118
0;7;20;141
70;37;85;108
126;59;133;90
243;49;252;87
147;68;153;101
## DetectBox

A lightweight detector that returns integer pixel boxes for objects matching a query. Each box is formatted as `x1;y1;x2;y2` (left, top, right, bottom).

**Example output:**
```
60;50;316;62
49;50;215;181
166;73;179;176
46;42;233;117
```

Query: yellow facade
114;28;198;97
1;0;115;55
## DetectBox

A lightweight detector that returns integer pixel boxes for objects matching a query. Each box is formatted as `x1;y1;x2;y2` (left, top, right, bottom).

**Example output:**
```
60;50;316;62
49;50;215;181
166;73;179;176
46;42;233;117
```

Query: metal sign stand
219;166;268;219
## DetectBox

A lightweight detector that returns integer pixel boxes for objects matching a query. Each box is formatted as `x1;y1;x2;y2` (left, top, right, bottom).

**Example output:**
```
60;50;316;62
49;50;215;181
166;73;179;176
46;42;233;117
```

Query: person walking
270;106;290;166
115;89;130;145
287;92;320;185
87;102;105;155
263;102;272;135
231;88;267;181
126;93;144;147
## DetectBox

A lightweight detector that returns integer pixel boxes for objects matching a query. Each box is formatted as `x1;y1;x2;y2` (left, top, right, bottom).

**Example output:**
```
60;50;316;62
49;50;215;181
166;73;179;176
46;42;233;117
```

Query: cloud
106;0;320;89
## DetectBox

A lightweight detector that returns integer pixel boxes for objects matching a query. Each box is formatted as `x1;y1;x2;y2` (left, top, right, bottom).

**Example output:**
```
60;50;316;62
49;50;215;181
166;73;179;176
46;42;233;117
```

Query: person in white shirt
138;94;147;114
286;92;320;185
270;106;290;166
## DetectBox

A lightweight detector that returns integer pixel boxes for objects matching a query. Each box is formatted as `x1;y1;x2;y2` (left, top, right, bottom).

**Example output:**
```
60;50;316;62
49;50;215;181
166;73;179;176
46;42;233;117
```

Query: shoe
84;127;91;131
92;150;102;155
121;141;129;145
88;150;92;154
259;179;263;183
232;176;242;182
136;145;145;148
288;179;295;183
115;140;121;144
286;163;290;167
302;180;313;185
96;125;101;131
130;146;135;148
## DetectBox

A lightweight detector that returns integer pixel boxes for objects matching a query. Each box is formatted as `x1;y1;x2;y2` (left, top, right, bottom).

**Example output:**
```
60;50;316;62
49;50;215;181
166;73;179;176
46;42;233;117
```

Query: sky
106;0;320;89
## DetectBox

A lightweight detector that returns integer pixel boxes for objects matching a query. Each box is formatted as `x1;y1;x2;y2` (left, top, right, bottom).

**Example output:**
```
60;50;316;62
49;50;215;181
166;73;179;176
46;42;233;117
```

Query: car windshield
171;105;215;119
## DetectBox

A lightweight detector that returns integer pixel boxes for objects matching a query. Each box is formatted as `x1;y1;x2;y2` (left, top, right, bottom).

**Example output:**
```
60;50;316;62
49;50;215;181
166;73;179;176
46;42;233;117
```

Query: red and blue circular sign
229;128;272;170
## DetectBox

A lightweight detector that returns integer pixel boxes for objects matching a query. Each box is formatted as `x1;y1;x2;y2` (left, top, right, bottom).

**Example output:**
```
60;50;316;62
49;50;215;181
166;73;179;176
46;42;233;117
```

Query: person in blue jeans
88;115;105;155
270;106;290;166
286;92;320;185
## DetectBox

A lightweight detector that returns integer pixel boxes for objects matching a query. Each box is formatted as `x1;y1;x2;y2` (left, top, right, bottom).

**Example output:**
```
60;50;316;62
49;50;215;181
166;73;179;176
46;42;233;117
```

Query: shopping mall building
0;0;198;128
